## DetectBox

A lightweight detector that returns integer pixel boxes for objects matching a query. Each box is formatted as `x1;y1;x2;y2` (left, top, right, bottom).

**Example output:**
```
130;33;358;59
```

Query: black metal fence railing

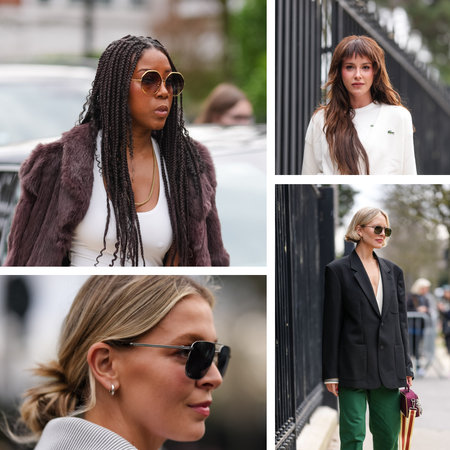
276;0;450;175
275;185;335;449
275;0;322;175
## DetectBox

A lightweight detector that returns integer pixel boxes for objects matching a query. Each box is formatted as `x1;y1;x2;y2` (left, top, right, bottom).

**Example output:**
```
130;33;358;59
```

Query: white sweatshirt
301;103;417;175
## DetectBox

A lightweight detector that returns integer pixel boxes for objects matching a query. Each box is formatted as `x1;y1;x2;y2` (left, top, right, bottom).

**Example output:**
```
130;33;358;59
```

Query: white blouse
376;266;384;315
302;103;417;175
70;137;172;266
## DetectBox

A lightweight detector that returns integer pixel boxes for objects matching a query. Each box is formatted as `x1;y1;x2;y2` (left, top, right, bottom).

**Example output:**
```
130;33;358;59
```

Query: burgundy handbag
400;385;423;418
399;386;422;450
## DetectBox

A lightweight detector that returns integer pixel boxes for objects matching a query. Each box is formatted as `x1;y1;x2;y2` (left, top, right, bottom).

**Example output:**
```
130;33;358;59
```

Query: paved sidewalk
326;339;450;450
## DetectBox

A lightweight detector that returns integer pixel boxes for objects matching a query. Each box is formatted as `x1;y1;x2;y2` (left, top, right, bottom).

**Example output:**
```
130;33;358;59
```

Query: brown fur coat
4;124;230;266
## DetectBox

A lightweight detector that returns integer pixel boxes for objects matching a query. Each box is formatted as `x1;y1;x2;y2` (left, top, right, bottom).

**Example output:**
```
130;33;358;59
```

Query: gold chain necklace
134;148;157;207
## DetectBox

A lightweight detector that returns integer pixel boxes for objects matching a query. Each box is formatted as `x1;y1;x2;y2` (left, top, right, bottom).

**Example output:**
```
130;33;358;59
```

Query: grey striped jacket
35;417;137;450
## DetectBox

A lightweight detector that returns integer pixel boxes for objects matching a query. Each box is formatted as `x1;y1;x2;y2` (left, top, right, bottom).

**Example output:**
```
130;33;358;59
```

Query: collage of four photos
0;0;450;450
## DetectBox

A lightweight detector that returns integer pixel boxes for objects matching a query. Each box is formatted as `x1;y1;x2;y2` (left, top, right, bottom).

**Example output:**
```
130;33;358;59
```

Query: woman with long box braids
5;35;230;266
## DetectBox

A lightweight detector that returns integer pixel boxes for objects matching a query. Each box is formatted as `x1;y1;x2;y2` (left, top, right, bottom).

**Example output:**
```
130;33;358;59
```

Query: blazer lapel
374;253;394;319
350;250;380;316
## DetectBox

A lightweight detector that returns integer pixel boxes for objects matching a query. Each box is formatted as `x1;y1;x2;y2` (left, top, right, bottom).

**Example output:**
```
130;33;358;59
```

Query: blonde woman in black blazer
322;207;413;450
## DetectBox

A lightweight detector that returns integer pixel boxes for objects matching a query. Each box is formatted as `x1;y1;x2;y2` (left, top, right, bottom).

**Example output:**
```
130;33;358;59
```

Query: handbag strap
400;409;416;450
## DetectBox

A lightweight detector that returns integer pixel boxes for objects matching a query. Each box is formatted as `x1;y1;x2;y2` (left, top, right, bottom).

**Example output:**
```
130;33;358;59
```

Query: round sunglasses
127;341;231;380
361;225;392;237
131;70;185;97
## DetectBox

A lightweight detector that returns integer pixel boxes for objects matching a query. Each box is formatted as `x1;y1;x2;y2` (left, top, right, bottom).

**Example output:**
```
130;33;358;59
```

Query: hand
406;376;413;388
326;383;339;397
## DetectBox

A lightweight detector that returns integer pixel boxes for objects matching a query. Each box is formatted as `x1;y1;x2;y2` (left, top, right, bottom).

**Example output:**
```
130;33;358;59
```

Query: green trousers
339;385;400;450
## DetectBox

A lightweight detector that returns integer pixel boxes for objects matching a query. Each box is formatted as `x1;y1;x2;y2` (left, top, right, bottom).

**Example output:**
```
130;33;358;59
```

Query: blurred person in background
195;83;254;125
4;35;229;267
438;287;450;362
323;207;413;450
5;275;230;450
407;278;431;377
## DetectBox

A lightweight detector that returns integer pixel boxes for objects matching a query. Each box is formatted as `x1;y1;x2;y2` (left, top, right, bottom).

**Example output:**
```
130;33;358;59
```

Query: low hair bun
7;275;214;444
344;233;360;244
20;361;78;436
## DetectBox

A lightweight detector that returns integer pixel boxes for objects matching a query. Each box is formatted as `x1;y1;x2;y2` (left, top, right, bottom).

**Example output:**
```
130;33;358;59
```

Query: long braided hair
315;35;405;175
79;35;204;266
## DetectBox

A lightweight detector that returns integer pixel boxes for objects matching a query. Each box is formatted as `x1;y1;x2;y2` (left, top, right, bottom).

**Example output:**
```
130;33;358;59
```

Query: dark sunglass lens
166;73;184;96
185;342;215;380
141;71;161;94
217;346;231;377
373;226;383;235
385;228;392;237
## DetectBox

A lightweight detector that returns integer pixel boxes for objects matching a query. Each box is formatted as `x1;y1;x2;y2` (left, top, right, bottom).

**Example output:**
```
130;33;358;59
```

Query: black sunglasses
361;225;392;237
127;341;231;380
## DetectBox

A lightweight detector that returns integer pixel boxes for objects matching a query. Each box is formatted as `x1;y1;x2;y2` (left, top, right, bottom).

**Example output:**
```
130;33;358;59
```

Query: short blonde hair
411;278;431;295
17;276;214;442
345;207;390;247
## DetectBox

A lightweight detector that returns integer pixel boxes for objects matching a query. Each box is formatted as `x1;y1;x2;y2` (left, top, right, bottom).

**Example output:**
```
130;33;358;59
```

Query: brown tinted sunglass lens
166;73;184;96
141;71;162;94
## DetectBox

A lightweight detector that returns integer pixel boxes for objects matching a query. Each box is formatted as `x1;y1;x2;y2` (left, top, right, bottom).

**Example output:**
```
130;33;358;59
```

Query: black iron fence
276;0;450;175
275;185;335;449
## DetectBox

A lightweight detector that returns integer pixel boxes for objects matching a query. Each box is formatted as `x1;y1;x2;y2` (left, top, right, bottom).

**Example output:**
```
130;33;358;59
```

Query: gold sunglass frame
131;70;185;97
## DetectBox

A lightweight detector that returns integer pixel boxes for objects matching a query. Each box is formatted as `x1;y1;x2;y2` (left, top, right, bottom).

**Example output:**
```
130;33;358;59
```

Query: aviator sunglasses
131;70;185;97
109;340;230;380
361;225;392;237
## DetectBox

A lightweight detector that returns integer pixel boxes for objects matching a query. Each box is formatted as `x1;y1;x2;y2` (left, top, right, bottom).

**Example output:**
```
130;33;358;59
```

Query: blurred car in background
189;124;266;266
0;64;95;146
0;125;266;266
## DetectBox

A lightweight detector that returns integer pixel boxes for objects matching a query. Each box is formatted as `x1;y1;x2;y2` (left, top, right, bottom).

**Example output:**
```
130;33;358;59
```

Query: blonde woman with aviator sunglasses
7;275;231;450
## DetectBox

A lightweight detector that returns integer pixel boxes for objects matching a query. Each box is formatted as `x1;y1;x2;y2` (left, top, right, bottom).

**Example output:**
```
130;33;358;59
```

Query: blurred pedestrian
302;35;416;175
407;278;431;377
5;275;230;450
323;206;413;450
195;83;254;125
438;287;450;359
5;36;229;267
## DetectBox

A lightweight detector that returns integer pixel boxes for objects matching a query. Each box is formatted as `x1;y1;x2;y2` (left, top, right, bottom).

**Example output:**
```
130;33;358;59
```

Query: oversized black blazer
322;249;414;390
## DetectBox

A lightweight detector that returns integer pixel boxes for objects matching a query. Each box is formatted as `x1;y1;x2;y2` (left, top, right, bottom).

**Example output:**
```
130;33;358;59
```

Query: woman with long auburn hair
302;35;417;175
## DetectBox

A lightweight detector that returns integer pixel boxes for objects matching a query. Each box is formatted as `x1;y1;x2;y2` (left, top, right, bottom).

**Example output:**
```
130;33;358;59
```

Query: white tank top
70;136;173;266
